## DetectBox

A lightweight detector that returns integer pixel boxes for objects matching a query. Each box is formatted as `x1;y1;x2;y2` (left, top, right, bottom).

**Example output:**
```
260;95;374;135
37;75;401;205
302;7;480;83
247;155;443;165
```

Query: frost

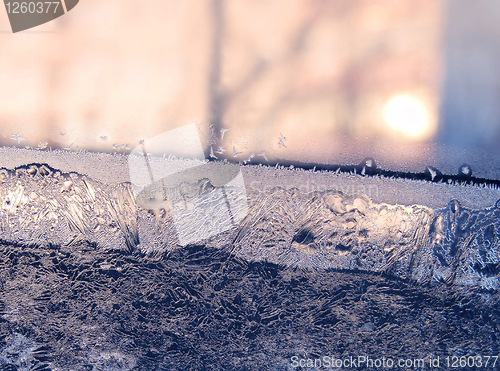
0;161;498;289
0;333;35;370
0;158;499;369
86;350;136;371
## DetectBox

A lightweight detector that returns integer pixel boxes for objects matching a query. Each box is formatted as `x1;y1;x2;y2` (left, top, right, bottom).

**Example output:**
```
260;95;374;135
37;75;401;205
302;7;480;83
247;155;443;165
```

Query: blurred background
0;0;499;179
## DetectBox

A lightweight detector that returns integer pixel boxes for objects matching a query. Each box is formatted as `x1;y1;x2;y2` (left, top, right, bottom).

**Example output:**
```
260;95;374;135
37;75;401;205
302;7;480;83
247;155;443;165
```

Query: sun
383;94;435;140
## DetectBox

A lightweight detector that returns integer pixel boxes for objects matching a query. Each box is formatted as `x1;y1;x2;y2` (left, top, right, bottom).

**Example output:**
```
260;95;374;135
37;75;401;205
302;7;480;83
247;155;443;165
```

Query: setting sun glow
383;94;434;140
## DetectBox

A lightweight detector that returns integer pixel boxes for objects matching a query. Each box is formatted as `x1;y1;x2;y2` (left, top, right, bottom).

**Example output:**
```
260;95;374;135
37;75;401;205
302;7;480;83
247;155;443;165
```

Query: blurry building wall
0;0;213;151
0;0;446;164
439;0;500;148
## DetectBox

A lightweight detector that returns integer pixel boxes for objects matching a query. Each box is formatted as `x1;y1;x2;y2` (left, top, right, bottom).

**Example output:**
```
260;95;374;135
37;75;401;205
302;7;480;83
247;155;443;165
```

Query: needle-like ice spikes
209;146;218;159
215;146;227;155
278;133;287;148
257;151;268;161
221;128;230;140
10;132;24;144
233;145;243;157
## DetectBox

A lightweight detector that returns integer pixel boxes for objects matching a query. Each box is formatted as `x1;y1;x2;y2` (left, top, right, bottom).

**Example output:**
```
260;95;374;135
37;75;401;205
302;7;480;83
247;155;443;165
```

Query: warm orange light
383;94;434;140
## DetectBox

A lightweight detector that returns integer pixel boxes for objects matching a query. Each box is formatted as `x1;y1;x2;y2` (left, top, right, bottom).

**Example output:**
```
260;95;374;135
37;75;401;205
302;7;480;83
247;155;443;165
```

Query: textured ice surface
1;241;499;370
0;165;139;252
229;188;500;289
0;159;499;369
0;333;35;370
0;163;499;289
